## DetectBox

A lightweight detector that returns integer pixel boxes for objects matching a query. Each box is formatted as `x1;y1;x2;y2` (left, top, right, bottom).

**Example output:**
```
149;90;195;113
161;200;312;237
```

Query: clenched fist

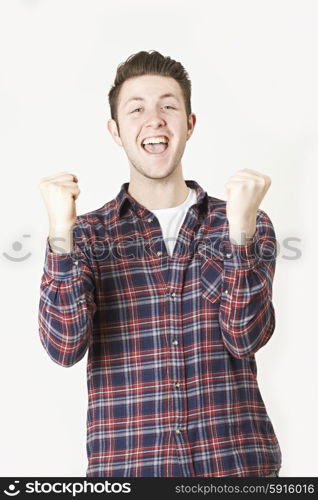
39;171;80;253
225;168;271;245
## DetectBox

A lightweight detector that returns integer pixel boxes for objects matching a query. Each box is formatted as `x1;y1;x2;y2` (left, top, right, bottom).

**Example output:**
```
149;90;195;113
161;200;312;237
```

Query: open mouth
141;137;169;155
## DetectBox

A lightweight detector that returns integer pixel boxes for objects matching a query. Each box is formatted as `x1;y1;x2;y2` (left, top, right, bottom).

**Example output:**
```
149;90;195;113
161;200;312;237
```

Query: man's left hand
225;168;271;245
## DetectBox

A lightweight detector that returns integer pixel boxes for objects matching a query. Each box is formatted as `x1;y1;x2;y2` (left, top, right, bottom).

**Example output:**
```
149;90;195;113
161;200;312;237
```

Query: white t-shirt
151;187;197;257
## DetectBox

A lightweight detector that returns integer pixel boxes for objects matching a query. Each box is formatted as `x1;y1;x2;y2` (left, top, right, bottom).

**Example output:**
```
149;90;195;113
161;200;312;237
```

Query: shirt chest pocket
199;245;224;304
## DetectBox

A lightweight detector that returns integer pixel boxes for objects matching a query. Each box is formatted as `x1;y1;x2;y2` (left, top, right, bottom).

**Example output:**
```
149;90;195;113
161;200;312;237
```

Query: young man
38;50;282;477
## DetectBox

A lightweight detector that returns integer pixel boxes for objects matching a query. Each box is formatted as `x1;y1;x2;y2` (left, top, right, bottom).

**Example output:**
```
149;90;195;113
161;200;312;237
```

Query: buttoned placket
140;207;197;477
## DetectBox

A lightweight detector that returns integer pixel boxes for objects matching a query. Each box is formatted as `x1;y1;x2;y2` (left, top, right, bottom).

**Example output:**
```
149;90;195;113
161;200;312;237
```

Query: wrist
48;227;74;254
228;224;256;245
49;221;75;233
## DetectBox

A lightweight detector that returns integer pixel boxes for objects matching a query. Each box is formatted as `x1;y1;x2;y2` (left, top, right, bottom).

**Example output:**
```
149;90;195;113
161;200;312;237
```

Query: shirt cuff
221;229;261;270
43;236;85;280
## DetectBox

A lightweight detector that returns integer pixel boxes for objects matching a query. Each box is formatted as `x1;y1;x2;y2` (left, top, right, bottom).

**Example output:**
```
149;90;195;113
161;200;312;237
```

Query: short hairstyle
108;50;192;131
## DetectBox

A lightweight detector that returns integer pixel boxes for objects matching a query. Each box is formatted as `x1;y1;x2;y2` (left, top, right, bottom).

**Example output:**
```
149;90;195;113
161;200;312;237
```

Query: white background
0;0;317;477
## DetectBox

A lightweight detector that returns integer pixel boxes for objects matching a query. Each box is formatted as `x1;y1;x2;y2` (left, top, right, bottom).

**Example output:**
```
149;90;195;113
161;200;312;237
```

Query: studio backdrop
0;0;317;477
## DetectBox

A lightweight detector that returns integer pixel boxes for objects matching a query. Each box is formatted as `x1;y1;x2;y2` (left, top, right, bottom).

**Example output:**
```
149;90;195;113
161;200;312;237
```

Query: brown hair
108;50;192;132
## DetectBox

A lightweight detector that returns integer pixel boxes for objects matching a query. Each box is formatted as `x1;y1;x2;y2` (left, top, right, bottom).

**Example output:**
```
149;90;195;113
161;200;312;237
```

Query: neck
127;168;190;210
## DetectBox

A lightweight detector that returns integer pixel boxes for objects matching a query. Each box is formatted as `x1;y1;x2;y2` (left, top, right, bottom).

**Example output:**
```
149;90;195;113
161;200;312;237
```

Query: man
38;50;282;477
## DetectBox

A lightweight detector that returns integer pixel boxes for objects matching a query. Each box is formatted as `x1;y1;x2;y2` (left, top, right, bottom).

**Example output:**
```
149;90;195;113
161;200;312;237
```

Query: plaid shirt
38;179;282;477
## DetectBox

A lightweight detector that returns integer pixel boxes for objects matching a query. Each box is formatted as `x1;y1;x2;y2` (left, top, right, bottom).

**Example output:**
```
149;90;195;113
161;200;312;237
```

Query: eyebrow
123;93;180;108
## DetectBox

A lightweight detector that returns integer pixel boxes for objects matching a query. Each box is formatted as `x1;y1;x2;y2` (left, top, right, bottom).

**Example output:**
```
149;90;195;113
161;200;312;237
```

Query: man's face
107;74;196;180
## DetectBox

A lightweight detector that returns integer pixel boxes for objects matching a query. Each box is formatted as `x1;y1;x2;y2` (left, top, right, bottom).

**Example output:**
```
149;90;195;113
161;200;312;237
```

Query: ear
107;119;123;147
186;113;196;140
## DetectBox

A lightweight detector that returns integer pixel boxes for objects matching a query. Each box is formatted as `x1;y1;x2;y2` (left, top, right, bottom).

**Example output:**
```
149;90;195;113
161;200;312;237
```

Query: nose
145;109;166;128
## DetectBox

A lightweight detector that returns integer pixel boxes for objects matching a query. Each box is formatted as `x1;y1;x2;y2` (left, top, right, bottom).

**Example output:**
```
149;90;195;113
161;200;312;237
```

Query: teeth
142;136;168;145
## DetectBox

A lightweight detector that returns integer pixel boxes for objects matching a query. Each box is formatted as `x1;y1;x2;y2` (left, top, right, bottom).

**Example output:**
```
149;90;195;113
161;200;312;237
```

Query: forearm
219;209;277;358
38;234;97;367
49;225;74;254
220;262;275;358
228;215;257;246
38;281;95;367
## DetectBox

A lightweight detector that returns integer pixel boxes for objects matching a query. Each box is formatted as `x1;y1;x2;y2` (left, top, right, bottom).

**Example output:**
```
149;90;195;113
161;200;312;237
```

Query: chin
141;171;172;181
144;163;177;178
129;155;179;179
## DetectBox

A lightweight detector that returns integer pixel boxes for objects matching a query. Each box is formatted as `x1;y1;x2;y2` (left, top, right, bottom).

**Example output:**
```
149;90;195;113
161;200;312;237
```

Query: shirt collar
115;179;209;220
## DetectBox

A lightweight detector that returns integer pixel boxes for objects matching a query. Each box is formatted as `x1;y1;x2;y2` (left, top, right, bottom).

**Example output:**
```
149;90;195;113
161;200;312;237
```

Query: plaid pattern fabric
38;179;282;477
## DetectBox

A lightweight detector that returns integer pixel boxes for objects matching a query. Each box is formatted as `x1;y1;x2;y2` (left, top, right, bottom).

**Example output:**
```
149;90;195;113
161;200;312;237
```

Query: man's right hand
39;171;81;253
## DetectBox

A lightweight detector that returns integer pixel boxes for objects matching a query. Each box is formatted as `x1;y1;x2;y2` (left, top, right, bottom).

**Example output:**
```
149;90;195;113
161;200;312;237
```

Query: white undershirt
151;187;197;257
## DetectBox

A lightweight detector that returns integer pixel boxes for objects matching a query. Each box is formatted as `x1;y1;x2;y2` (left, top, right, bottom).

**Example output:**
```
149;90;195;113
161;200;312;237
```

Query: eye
131;105;175;113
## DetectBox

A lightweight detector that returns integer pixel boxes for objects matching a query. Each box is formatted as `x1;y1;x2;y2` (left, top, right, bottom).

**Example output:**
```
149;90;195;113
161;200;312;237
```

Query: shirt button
175;428;181;434
147;217;153;223
172;339;178;345
175;382;181;388
73;260;79;266
156;251;162;256
225;253;232;258
171;292;176;298
224;290;228;294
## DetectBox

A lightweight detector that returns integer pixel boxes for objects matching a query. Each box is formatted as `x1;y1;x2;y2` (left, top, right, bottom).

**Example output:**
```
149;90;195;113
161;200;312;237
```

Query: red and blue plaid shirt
38;179;282;477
